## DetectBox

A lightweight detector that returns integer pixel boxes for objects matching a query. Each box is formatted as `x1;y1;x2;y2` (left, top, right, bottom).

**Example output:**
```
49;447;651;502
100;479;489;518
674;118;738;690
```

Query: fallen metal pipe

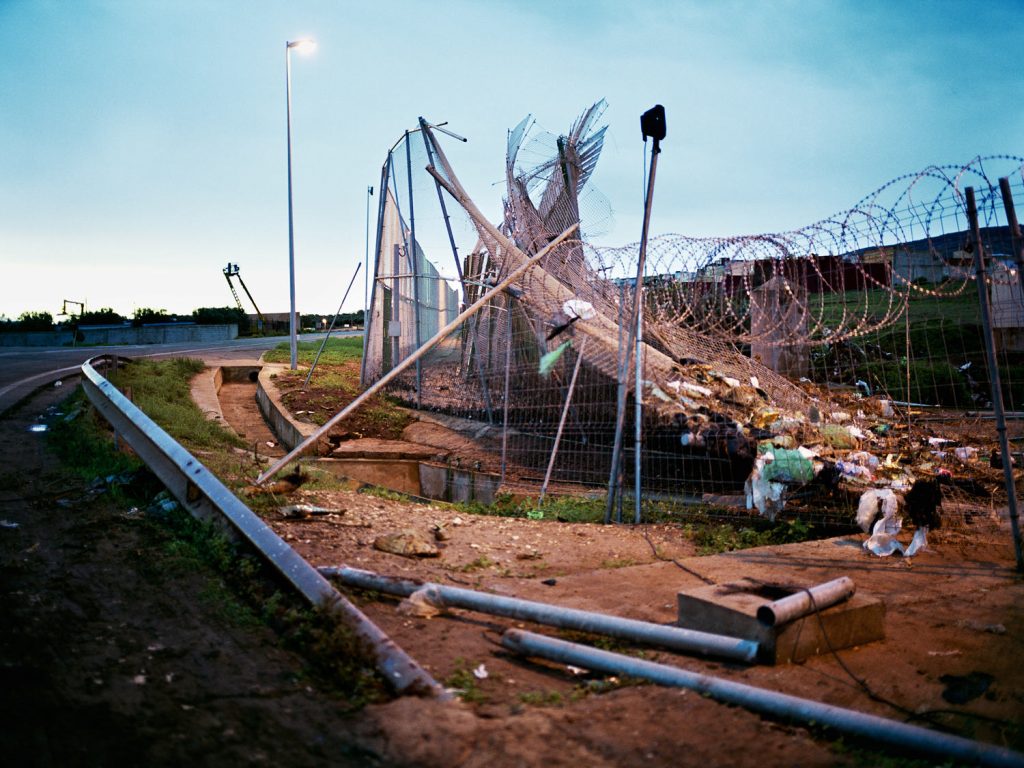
501;629;1024;768
319;565;757;663
756;577;855;627
255;222;579;485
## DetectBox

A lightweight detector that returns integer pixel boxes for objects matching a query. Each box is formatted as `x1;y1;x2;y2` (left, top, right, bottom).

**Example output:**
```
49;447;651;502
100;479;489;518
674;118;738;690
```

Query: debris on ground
373;529;441;558
279;504;341;520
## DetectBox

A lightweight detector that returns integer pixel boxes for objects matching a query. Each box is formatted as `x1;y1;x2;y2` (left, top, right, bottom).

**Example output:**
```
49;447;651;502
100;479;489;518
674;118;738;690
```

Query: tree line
0;307;365;335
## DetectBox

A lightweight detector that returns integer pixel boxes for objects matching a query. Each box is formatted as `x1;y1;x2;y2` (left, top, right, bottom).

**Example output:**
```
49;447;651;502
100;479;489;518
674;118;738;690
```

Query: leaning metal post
303;263;362;389
540;337;588;503
967;186;1024;571
419;118;466;291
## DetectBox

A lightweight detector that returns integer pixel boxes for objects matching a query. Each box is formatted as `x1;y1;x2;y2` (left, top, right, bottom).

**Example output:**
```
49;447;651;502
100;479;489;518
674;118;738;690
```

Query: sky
1;0;1022;321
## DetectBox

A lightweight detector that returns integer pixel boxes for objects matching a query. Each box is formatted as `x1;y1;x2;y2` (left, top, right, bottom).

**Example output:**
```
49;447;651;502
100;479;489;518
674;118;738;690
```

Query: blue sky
1;0;1021;320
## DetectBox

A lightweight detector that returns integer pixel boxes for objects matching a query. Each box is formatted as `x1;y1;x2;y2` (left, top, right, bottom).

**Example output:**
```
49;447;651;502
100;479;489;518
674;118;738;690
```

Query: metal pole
364;185;373;326
500;307;513;485
634;278;644;524
998;177;1024;299
303;263;362;389
967;186;1024;571
255;223;578;484
605;136;661;523
501;629;1024;768
285;43;298;371
405;131;423;408
360;161;390;387
419;118;466;290
320;566;758;663
540;338;588;503
616;281;626;522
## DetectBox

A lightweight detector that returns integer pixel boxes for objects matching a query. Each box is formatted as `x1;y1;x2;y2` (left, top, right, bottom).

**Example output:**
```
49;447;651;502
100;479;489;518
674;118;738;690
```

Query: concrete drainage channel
82;355;1024;768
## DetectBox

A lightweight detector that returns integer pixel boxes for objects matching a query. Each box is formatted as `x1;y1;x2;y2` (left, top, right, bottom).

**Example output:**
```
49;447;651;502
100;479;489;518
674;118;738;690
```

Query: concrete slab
677;577;885;664
316;457;423;496
330;438;448;462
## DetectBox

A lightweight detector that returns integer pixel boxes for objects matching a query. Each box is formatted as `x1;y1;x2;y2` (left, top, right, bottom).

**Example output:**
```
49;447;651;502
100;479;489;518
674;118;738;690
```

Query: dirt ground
2;377;1023;767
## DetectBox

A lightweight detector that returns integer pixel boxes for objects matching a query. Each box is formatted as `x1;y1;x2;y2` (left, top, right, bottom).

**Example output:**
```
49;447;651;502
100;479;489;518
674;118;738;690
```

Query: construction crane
222;263;266;333
61;299;85;318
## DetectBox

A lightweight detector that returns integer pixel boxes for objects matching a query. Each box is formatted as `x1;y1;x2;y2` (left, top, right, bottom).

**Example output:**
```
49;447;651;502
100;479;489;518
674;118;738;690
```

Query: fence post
966;186;1024;572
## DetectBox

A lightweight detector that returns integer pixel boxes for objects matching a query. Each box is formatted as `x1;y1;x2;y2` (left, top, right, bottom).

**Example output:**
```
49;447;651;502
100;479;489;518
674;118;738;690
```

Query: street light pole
285;38;316;370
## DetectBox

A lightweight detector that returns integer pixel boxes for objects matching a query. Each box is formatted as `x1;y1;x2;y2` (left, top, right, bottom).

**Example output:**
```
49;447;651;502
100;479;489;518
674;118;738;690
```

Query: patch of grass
519;689;564;707
459;555;496;572
106;358;246;450
444;658;487;703
47;389;142;480
683;517;814;555
555;629;647;657
263;336;364;366
570;675;647;700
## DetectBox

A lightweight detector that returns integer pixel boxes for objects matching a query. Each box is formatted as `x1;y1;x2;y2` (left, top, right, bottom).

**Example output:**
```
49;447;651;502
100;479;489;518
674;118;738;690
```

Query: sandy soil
2;377;1022;767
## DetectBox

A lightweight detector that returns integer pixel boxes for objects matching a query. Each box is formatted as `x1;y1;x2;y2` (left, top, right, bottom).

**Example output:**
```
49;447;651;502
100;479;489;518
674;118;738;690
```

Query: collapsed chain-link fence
360;106;1024;532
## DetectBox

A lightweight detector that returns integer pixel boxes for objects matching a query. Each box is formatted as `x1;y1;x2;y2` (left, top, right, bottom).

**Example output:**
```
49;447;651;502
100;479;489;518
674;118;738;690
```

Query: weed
459;556;496;572
444;658;487;703
519;690;564;707
683;517;815;555
571;675;647;699
555;629;645;656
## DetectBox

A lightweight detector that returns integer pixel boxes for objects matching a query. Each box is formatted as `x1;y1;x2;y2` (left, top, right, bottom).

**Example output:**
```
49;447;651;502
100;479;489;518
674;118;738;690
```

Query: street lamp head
287;39;317;53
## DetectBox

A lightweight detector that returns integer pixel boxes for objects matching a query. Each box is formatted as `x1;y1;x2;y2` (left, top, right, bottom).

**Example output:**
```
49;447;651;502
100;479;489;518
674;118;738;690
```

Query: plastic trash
562;299;596;321
856;488;900;533
760;448;815;484
863;531;903;556
905;526;929;557
539;341;571;375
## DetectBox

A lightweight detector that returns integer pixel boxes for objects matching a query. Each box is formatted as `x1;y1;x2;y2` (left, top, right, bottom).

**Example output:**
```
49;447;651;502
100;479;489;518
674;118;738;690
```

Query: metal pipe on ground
501;629;1024;768
255;223;579;485
319;565;758;663
756;577;855;627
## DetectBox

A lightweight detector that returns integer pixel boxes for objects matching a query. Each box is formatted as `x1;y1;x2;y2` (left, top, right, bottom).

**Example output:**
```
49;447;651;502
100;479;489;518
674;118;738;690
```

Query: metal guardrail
80;355;446;698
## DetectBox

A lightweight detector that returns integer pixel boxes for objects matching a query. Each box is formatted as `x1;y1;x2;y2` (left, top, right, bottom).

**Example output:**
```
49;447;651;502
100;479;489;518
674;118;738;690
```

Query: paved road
0;332;361;414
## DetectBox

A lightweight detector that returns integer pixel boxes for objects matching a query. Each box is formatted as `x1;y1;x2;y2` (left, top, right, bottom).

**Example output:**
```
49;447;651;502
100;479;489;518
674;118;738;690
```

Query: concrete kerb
255;364;320;453
190;366;230;433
